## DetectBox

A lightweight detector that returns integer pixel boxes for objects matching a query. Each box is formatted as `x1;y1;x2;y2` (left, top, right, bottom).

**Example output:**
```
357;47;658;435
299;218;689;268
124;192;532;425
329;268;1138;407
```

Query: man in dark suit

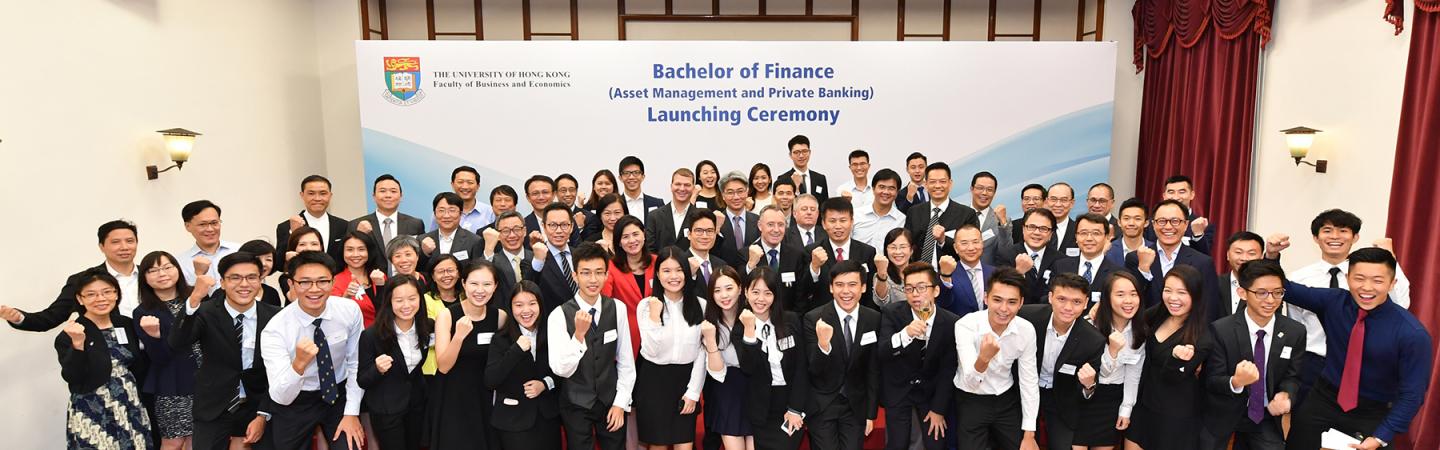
1217;231;1271;318
274;175;349;272
878;262;959;450
351;175;425;271
1044;182;1080;257
1011;184;1048;244
936;223;994;318
1018;273;1105;449
484;211;536;302
1143;175;1213;255
807;198;879;311
1106;197;1154;264
1125;200;1223;320
803;261;880;450
618;155;665;226
2;220;136;330
1085;183;1119;233
783;194;823;250
774;134;829;201
1051;213;1126;304
969;171;1013;261
169;252;280;450
716;171;761;269
683;210;729;298
992;209;1060;305
746;205;814;313
522;175;557;236
420;192;485;267
529;203;582;315
644;168;698;252
905;162;980;268
558;174;598;245
896;152;928;213
1199;259;1305;450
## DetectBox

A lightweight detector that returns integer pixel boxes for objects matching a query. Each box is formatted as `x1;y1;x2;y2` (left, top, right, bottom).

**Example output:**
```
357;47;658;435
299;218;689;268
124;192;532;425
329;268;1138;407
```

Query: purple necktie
1248;329;1267;423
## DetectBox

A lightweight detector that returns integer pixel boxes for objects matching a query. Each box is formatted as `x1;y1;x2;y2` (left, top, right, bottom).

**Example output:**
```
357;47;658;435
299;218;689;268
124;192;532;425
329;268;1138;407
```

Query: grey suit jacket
979;208;1014;260
421;227;484;264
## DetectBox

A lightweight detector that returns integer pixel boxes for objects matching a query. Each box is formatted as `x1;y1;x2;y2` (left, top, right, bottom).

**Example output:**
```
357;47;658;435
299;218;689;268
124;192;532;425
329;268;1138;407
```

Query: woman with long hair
486;281;562;450
132;251;196;450
331;231;385;326
601;216;654;358
747;164;774;212
1077;272;1150;449
430;260;507;450
584;193;629;255
585;169;620;211
700;266;754;450
733;266;806;450
1125;265;1212;450
634;247;708;450
695;160;720;211
358;275;432;450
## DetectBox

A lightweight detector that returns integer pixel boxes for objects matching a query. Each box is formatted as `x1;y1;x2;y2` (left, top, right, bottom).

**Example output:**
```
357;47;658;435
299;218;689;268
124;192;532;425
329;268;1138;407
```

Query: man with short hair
547;242;637;450
992;209;1060;305
803;260;881;450
1086;183;1118;231
685;210;729;295
618;156;665;225
1;220;138;329
1051;213;1125;302
351;174;425;260
1125;200;1221;316
644;168;698;252
775;134;829;201
1142;175;1212;255
772;178;798;226
185;200;240;292
1106;198;1153;263
490;185;520;217
420;192;483;265
837;149;874;210
897;152;928;213
446;166;496;232
276;176;349;269
1019;272;1105;450
558;173;597;243
808;198;879;310
952;268;1041;450
482;211;535;303
1011;184;1048;244
715;171;761;269
784;194;822;250
970;171;1013;258
1045;183;1079;257
936;223;995;318
1218;231;1268;317
523;175;558;236
878;262;959;450
904;162;980;267
746;206;814;313
531;203;582;314
852;169;906;251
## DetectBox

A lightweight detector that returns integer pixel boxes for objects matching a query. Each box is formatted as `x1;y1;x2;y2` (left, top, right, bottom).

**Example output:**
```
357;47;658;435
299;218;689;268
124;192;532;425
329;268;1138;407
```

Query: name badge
778;336;795;351
1042;270;1051;281
114;328;129;345
1280;346;1293;360
860;331;877;346
1066;248;1080;257
683;228;690;238
1091;292;1101;304
1119;353;1141;365
815;186;824;194
1182;236;1192;246
604;329;618;344
696;201;708;209
428;333;436;347
781;272;797;283
477;332;494;345
454;250;470;261
503;398;520;406
981;229;996;241
861;263;869;272
648;206;658;213
1059;364;1078;375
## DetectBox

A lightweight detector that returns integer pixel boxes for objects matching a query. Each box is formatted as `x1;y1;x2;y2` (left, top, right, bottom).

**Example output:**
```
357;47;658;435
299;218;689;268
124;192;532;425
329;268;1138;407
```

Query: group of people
1;134;1432;450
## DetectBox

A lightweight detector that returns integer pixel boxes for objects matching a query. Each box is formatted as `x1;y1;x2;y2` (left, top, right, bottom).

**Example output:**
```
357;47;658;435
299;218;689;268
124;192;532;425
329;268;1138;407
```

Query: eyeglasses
498;226;526;236
972;186;996;194
620;170;644;177
902;284;934;294
790;149;811;156
1153;218;1187;227
1087;197;1112;204
80;289;119;301
294;279;334;290
886;244;911;252
434;268;459;277
1076;230;1106;238
690;228;716;236
1244;288;1286;299
224;274;263;284
1024;224;1054;234
1022;196;1044;203
192;220;222;230
546;222;574;231
723;188;748;196
145;264;176;275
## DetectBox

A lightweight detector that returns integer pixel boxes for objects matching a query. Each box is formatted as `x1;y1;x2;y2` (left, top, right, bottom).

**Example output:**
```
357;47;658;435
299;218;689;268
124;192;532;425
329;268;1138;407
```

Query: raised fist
938;255;957;277
978;333;1001;362
1190;217;1209;236
738;309;756;329
573;211;587;229
528;231;544;246
840;190;852;200
516;335;532;352
140;315;161;338
532;241;549;262
63;316;86;349
1135;246;1157;272
700;320;717;347
574;310;593;340
344;282;362;299
645;297;664;323
289;215;305;232
375;354;394;374
356;220;373;234
932;224;945;242
873;255;889;279
369;269;386;287
1172;344;1195;362
1232;360;1260;387
193;274;216;295
294;338;320;366
454;316;475;338
748;245;764;267
993;205;1008;224
815;319;834;349
1078;363;1097;387
285;251;298;263
482;227;500;245
1265;233;1291;257
688;256;705;277
192;256;212;277
810;247;829;271
420;236;437;255
1374;237;1394;253
1108;330;1126;354
0;305;23;324
1014;252;1034;274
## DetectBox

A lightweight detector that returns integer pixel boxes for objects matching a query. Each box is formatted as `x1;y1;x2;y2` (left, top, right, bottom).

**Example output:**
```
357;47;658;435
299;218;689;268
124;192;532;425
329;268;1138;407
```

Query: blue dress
66;329;152;450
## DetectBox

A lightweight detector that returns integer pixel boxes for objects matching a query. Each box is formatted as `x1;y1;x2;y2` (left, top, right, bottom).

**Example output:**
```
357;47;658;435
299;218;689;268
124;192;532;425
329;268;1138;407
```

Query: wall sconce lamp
1281;126;1326;173
147;128;201;180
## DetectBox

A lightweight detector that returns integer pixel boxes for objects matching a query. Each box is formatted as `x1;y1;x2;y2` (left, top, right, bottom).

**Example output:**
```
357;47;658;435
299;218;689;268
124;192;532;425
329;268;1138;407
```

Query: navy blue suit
937;262;994;318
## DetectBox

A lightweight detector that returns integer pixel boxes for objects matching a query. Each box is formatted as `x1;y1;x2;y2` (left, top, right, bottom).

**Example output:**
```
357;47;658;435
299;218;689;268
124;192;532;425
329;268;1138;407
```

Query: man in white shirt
852;169;906;251
448;166;496;233
276;176;350;267
260;251;367;450
953;267;1041;450
546;243;636;450
836;149;874;211
2;220;139;330
181;199;239;294
619;155;663;225
802;260;881;450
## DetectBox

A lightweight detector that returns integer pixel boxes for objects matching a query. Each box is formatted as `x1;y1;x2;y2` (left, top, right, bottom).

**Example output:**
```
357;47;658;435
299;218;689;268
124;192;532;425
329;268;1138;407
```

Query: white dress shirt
107;262;140;319
1077;254;1105;281
637;295;710;401
795;225;819;247
305;212;332;251
852;204;906;251
836;180;874;212
671;203;692;239
891;307;937;349
741;317;788;386
1230;313;1276;397
210;301;260;398
375;210;400;247
396;323;422;373
260;298;366;415
954;310;1039;431
818;303;861;356
179;241;239;293
810;240;854;281
1097;321;1145;417
1053;218;1071;246
625;192;648;224
438;228;457;255
546;295;637;411
922;200;952;266
1038;315;1073;389
1288;259;1413;358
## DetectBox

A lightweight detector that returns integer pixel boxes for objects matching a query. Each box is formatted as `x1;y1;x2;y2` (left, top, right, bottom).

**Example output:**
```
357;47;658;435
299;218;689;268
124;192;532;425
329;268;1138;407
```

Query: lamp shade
157;128;201;163
1280;126;1320;159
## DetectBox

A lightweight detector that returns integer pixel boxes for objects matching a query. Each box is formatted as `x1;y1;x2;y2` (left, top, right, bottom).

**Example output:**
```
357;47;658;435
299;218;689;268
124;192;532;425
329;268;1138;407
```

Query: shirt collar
833;302;858;323
439;228;457;242
928;199;950;214
394;322;417;337
625;192;645;203
305;211;329;223
105;262;138;278
575;294;603;311
960;260;983;273
376;210;399;224
1243;311;1275;339
224;301;256;321
1080;253;1105;270
1047;313;1073;339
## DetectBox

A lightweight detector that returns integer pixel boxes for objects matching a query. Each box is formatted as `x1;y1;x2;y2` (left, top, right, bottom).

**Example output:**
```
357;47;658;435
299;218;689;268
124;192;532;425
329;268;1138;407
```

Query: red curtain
1132;0;1272;274
1385;1;1440;449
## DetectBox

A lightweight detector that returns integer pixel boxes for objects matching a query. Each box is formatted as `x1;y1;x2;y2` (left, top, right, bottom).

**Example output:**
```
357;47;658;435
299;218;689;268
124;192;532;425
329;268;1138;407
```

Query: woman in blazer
55;269;152;450
731;266;807;450
601;215;655;359
485;280;561;450
132;251;198;450
333;231;386;327
358;274;431;450
1126;266;1214;450
582;193;627;253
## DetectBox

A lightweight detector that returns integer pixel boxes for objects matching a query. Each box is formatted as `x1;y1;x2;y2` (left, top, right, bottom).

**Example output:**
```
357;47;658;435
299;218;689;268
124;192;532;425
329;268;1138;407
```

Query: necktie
701;261;712;284
805;230;814;247
1338;309;1368;411
842;315;854;357
512;255;523;282
227;315;246;411
589;307;599;329
800;174;809;194
836;247;846;262
1249;329;1268;423
313;318;337;404
920;207;940;263
768;249;779;270
733;216;746;250
1083;261;1094;284
1030;252;1040;272
917;186;926;203
1328;267;1342;289
969;268;984;309
560;250;578;294
382;217;394;245
762;323;772;341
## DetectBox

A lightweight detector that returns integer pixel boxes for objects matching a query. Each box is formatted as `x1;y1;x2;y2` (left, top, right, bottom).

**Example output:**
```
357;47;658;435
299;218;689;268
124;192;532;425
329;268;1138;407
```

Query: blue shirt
1282;281;1433;442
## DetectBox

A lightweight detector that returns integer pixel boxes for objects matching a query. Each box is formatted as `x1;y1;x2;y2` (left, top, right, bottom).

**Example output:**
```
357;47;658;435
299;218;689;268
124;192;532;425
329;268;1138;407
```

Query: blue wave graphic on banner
948;102;1114;213
362;128;531;226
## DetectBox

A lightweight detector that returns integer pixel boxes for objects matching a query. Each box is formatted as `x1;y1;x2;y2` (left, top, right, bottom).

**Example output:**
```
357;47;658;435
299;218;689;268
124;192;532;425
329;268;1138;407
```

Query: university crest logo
383;57;425;106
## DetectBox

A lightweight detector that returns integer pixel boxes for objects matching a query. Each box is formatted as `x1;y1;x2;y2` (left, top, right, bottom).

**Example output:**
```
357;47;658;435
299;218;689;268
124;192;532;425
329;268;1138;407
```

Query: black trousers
1198;415;1285;450
271;383;355;450
955;387;1022;450
1286;381;1391;450
1038;388;1073;450
559;400;627;450
1292;352;1325;408
194;402;274;450
807;400;864;450
499;418;562;450
883;403;944;450
370;408;424;450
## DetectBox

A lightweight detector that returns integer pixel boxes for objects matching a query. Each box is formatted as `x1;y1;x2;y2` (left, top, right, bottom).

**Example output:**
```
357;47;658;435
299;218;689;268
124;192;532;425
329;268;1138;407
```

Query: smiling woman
56;269;151;450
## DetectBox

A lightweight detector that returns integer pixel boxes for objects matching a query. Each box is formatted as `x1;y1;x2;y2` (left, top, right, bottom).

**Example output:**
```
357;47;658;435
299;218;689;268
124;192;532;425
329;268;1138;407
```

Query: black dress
429;303;499;450
1126;329;1211;450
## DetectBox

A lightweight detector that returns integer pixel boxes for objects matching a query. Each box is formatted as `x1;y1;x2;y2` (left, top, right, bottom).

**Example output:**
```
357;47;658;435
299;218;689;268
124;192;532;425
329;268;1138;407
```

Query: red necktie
836;248;846;262
1338;308;1369;411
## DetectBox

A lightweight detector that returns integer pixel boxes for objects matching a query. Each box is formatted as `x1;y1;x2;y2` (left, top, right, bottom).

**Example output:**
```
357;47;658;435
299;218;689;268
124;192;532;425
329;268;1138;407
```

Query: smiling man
952;268;1040;450
803;260;881;450
351;175;425;259
1125;199;1221;315
276;175;349;267
1018;272;1104;450
184;200;240;291
1;220;138;330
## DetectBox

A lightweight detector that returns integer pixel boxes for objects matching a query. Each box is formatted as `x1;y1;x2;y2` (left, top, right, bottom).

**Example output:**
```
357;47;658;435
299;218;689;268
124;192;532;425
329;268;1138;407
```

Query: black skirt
634;357;700;444
1073;383;1124;446
705;366;751;436
1126;401;1200;450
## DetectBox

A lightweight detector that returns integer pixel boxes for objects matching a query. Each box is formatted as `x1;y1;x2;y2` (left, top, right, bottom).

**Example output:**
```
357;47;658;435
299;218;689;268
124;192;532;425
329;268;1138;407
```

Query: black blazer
774;168;829;201
644;202;697;253
485;328;560;431
782;223;823;251
491;247;536;303
806;240;878;311
877;302;959;415
1202;312;1306;438
1049;217;1080;256
715;211;761;269
55;315;148;394
275;212;350;272
734;312;808;425
992;241;1061;305
1143;212;1213;256
357;325;430;415
748;243;814;314
533;250;575;316
134;301;199;396
170;299;279;421
684;249;730;300
420;227;485;264
1018;304;1105;429
904;200;980;263
803;303;881;421
1124;244;1223;322
1050;254;1126;304
352;212;426;274
11;263;123;332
